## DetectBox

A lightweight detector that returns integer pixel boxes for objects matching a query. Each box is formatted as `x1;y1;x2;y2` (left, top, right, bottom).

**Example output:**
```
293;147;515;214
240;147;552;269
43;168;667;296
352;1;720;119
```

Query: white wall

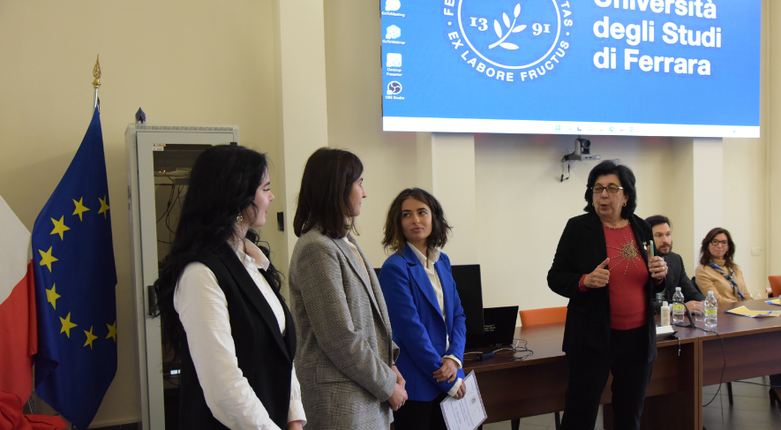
723;137;769;298
474;135;676;310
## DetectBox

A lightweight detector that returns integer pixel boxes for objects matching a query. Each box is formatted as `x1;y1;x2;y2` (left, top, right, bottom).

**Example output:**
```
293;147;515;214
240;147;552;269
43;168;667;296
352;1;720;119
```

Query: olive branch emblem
489;3;527;50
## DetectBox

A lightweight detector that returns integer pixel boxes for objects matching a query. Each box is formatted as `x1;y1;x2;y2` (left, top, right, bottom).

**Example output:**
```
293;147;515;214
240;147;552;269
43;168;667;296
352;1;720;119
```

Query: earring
592;202;596;207
236;214;244;224
622;202;627;207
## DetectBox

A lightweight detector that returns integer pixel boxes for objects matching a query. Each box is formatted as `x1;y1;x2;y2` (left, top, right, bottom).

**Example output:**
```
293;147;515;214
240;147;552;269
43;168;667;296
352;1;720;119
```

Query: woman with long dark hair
154;145;304;429
289;147;407;429
379;188;467;430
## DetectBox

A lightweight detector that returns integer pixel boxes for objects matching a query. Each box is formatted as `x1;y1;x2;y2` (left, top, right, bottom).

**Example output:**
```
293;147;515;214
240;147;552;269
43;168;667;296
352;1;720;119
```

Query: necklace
602;220;629;230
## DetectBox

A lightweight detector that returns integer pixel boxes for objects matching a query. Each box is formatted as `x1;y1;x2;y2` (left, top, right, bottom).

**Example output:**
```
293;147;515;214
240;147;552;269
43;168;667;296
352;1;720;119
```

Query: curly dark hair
382;188;452;255
293;147;364;239
583;160;637;219
152;144;282;358
699;227;737;268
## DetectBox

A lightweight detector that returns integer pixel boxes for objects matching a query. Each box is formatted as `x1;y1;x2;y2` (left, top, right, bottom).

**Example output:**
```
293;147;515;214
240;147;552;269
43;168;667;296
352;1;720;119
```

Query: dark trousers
393;391;448;430
561;326;654;430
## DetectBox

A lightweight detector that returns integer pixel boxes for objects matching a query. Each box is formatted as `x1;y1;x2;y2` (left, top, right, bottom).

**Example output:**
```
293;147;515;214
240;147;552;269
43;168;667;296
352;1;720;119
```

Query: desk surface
466;299;781;368
464;299;781;429
677;299;781;338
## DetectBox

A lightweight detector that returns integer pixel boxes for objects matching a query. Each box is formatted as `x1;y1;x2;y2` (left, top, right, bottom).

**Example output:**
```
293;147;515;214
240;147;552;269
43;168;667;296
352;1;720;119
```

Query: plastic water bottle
671;287;685;325
705;291;718;329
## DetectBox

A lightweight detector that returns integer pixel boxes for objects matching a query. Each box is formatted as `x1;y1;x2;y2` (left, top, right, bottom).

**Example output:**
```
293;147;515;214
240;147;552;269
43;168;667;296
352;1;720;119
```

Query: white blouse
174;239;305;429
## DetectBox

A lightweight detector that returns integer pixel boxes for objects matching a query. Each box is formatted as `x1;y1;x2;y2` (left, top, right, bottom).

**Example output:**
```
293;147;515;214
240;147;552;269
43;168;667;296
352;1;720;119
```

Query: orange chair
519;306;567;326
769;276;781;298
515;306;567;430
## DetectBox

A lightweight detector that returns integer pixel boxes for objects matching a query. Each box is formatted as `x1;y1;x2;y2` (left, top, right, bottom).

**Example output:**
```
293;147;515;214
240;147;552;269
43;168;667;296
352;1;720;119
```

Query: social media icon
386;25;401;40
386;53;402;67
385;0;401;12
387;81;402;95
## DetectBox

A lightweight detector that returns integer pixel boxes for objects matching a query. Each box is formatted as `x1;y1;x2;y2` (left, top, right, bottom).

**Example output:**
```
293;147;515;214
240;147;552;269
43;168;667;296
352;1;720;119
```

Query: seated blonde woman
694;227;752;308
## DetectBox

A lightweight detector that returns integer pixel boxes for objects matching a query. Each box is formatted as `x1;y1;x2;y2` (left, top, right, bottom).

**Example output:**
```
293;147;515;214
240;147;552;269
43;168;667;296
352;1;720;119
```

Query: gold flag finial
92;55;101;89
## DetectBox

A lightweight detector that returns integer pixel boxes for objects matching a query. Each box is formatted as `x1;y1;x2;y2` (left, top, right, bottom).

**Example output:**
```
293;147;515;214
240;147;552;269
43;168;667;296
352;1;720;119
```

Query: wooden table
689;299;781;426
465;299;781;430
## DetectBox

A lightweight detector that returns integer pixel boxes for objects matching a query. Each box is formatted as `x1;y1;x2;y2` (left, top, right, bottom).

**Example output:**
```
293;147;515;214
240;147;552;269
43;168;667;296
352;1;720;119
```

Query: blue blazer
379;244;467;401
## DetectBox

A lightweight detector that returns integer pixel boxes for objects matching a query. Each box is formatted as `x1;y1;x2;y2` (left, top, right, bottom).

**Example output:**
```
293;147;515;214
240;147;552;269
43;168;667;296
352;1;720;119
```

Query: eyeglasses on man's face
591;184;624;194
710;239;729;247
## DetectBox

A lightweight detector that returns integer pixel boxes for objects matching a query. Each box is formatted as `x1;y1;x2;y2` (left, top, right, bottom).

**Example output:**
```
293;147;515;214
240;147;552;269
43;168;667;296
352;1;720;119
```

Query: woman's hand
454;380;467;399
648;256;668;280
584;258;611;288
388;383;408;411
433;357;459;383
393;365;406;389
286;420;304;430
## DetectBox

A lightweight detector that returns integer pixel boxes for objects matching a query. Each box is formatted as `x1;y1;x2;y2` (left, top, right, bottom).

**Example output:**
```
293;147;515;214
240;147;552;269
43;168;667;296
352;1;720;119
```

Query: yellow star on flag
98;195;110;218
60;312;77;338
84;326;98;349
50;216;70;240
38;246;58;272
46;284;61;310
106;321;117;342
72;197;90;221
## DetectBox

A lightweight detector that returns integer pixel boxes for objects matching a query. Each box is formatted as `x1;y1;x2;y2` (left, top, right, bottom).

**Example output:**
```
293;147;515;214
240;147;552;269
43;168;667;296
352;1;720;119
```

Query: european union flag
31;107;117;429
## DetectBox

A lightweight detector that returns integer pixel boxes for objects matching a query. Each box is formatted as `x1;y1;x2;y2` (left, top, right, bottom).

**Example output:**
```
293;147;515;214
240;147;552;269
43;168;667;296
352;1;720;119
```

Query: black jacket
179;243;296;429
651;251;705;315
547;212;665;362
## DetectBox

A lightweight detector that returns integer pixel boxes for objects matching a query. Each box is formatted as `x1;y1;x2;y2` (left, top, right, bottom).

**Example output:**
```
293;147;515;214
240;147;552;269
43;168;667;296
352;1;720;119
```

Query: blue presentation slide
381;0;761;137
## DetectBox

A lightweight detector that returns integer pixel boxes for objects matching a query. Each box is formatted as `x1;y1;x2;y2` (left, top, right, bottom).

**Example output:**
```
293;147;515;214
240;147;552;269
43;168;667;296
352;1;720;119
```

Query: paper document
726;306;781;318
766;298;781;306
441;370;487;430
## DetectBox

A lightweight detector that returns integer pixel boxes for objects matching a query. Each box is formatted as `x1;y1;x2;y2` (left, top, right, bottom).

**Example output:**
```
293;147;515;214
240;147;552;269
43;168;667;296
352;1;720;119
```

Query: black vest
178;244;296;429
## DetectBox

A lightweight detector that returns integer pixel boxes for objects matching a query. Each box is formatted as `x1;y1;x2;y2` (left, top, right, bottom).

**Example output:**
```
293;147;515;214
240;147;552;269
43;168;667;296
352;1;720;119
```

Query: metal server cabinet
126;125;239;430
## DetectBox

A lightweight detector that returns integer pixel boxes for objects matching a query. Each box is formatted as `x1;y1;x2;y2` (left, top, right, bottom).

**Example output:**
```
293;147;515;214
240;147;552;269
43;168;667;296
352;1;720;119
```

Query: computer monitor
451;264;485;338
374;264;485;338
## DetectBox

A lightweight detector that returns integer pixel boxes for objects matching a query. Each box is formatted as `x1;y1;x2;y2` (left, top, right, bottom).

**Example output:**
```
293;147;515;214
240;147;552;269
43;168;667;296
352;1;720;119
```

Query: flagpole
92;55;101;109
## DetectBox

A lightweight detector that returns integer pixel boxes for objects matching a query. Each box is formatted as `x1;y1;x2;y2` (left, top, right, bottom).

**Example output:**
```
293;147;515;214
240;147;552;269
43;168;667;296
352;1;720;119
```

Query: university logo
445;0;573;82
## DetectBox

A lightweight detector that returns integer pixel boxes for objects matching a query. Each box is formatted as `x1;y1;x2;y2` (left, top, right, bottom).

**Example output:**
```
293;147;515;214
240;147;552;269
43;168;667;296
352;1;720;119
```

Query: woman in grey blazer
289;148;407;429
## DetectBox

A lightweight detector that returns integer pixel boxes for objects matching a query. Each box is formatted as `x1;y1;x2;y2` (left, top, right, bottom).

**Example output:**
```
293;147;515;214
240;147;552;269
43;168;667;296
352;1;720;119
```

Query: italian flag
0;195;37;404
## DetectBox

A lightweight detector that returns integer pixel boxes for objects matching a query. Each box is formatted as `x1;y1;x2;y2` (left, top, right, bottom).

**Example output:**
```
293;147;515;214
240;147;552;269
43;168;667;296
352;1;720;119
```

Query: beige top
694;259;753;308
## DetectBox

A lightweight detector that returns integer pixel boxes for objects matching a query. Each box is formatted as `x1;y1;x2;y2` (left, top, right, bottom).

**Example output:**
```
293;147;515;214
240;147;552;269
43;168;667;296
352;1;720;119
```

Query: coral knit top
603;224;649;330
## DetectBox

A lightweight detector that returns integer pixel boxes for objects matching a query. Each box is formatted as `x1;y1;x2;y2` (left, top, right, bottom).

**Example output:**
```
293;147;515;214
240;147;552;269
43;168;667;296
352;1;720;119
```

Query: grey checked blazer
289;228;399;429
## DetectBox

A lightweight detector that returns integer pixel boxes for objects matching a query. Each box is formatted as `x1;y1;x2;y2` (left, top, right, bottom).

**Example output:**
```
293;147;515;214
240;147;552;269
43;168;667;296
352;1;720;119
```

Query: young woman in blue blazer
379;188;467;430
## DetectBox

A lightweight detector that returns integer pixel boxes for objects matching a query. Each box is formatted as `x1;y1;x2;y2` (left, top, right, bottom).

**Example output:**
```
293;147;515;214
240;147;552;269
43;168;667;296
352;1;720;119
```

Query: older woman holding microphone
378;188;467;430
548;160;667;430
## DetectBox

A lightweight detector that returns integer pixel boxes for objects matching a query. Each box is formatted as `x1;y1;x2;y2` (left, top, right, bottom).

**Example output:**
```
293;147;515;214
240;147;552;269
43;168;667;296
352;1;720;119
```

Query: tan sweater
694;259;753;308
